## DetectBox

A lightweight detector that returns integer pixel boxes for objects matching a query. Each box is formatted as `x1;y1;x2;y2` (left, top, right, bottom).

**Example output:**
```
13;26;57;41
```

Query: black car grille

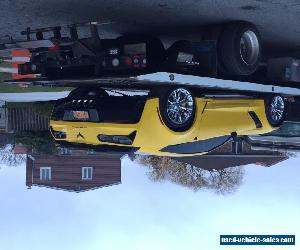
98;131;137;145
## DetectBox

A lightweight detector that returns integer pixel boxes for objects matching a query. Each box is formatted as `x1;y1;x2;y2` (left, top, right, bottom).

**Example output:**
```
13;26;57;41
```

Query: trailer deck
5;72;300;97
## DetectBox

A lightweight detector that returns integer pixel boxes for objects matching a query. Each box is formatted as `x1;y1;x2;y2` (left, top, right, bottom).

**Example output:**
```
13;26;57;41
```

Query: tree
14;131;57;155
0;144;26;167
206;167;244;195
134;155;244;195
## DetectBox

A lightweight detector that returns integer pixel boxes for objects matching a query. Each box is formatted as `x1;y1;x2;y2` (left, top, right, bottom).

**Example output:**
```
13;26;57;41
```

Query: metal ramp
5;72;300;97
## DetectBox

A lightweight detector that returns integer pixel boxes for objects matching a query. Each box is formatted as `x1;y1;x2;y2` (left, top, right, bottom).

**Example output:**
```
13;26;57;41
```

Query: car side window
160;135;231;154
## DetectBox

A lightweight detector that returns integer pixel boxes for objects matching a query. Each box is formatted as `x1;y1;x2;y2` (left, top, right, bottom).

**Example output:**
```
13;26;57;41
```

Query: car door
198;98;257;138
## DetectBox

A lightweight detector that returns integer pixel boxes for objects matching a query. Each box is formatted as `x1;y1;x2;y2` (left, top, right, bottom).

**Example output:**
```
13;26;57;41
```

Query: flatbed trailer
2;21;300;86
5;72;300;98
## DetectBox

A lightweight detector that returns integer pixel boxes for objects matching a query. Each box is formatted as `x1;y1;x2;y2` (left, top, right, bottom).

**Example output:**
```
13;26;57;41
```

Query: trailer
2;21;300;85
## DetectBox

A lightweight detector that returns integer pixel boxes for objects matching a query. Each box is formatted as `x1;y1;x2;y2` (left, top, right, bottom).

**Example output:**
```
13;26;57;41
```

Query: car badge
77;132;85;140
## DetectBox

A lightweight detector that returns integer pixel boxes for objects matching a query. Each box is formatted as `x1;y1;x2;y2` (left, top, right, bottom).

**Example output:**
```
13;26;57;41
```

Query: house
13;144;28;154
26;147;122;192
246;121;300;152
177;139;288;170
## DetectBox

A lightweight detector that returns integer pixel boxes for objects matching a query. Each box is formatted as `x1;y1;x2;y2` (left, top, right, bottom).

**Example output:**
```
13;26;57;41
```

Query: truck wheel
265;95;287;127
219;22;261;76
159;87;196;132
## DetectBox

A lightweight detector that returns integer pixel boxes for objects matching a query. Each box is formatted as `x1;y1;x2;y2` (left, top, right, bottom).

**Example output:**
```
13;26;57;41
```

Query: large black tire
265;95;287;127
158;87;196;132
219;22;261;76
202;24;224;41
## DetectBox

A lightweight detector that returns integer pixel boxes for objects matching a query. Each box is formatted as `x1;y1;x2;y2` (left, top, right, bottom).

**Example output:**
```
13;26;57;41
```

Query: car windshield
160;135;232;154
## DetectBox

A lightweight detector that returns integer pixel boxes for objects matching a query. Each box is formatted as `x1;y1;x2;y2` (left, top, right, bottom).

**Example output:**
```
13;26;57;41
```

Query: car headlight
50;127;66;139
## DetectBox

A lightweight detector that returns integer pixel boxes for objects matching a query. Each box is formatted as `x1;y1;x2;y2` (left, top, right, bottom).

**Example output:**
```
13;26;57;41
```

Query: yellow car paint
50;97;276;157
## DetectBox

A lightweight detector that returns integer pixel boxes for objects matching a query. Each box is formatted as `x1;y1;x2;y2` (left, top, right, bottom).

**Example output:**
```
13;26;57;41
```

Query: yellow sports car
50;86;287;157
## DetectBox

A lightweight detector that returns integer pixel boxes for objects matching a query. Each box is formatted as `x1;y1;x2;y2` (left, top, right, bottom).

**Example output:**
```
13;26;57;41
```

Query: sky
0;155;299;250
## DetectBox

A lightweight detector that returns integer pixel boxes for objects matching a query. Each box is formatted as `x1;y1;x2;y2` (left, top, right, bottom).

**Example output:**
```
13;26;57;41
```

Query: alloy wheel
270;95;285;122
166;88;194;125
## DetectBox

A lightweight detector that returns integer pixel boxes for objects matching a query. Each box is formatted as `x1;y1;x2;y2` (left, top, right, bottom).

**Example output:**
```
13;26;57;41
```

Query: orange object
11;49;36;80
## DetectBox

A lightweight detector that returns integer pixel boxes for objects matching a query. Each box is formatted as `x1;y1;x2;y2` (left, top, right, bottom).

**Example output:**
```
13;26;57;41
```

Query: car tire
265;95;287;127
219;22;261;76
159;87;196;132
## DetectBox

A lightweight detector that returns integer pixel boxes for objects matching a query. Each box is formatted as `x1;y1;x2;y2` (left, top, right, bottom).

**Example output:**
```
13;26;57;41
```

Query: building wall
26;157;34;187
28;155;121;192
0;107;7;132
209;140;283;155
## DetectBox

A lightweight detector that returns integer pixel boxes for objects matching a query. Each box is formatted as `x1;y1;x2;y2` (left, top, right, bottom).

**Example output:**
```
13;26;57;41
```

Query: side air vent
98;131;137;145
248;111;263;129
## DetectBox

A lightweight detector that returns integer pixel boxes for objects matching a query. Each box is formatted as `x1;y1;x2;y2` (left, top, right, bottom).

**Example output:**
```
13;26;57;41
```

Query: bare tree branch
0;145;26;167
135;155;244;195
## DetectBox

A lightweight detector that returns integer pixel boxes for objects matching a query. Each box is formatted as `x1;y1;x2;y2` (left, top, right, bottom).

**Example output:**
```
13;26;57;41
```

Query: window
232;141;243;154
59;147;72;155
82;167;93;180
40;167;51;180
